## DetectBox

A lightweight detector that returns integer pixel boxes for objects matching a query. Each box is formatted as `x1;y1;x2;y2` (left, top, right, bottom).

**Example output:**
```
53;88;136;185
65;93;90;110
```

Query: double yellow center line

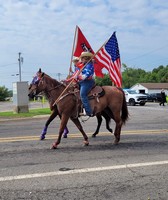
0;129;168;143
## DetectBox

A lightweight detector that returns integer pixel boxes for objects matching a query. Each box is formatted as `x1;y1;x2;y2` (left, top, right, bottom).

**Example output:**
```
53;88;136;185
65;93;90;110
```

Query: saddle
59;83;105;118
62;82;105;100
88;85;105;100
74;85;105;118
69;84;105;101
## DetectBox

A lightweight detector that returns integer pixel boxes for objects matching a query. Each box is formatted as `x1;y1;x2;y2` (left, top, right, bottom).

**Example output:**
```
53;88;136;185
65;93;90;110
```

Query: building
130;83;168;95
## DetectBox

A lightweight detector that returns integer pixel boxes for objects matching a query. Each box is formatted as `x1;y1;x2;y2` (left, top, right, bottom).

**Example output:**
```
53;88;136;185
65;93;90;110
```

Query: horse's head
28;68;46;99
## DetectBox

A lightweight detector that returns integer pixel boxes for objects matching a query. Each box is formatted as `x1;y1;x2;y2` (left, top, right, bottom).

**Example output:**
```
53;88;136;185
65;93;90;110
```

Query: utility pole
57;73;61;81
18;52;23;82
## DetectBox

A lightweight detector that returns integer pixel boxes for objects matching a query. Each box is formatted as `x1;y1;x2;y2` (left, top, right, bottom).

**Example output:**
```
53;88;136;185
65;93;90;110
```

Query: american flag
95;32;122;87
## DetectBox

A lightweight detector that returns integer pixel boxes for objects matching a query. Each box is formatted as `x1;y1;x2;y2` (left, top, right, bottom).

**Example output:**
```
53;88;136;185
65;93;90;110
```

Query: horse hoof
92;134;96;138
114;139;119;145
63;131;69;135
50;144;57;149
109;129;113;133
40;135;45;140
63;135;67;138
83;141;89;146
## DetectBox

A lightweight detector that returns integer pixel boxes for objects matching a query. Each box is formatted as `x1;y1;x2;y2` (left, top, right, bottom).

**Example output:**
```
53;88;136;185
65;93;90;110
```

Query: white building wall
131;84;168;95
130;84;148;94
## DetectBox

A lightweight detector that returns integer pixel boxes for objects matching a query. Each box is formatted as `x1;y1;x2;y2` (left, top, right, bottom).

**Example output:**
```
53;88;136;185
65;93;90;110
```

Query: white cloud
0;0;168;89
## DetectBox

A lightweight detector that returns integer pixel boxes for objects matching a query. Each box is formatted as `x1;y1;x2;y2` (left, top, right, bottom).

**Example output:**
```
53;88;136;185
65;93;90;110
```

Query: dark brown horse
28;70;128;149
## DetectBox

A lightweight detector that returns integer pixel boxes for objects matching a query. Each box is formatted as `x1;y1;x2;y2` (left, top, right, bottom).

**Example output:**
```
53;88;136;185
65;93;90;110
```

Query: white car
123;89;147;106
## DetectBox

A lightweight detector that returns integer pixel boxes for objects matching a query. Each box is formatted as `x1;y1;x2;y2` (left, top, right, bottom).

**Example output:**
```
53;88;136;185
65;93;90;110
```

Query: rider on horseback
66;52;95;117
76;51;95;117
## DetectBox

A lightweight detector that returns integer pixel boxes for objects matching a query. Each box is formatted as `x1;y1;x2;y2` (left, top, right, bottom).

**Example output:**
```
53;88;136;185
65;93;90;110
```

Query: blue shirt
81;62;94;79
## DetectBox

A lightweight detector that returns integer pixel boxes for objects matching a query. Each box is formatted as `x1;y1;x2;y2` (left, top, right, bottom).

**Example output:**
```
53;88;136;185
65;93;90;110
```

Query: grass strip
0;108;51;118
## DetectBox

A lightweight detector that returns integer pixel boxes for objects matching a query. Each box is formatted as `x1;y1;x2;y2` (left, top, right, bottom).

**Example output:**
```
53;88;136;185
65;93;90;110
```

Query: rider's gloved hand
78;74;86;80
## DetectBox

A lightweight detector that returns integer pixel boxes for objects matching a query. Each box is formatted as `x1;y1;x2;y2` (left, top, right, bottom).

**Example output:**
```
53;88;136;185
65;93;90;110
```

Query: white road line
0;160;168;182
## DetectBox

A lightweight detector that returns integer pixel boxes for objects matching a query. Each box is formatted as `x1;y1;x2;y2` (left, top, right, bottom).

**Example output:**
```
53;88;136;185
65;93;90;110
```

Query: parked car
145;93;156;102
148;93;162;102
123;89;147;106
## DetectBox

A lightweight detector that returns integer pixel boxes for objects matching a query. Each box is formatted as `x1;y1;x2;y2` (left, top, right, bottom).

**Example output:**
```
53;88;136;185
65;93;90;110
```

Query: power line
0;63;18;68
125;44;168;63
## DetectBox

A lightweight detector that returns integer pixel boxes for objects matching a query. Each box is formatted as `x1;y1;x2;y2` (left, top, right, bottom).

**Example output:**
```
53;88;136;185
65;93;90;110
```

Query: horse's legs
92;110;113;138
58;114;69;138
62;124;69;138
102;111;113;133
51;115;70;149
113;118;122;145
40;110;58;140
92;114;102;137
51;115;89;149
40;110;69;140
70;118;89;146
105;102;123;144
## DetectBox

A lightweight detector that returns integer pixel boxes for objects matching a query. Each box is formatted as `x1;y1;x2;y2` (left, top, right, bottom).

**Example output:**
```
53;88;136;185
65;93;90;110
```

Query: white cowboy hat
72;56;79;62
80;51;93;59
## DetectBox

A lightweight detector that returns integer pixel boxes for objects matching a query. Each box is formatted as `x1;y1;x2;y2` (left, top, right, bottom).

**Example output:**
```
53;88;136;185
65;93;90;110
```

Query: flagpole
68;25;78;76
53;36;110;106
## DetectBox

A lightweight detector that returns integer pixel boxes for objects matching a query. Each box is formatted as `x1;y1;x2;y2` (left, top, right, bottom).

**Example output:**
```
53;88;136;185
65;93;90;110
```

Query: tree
95;74;112;86
0;86;11;101
122;64;168;87
95;64;168;88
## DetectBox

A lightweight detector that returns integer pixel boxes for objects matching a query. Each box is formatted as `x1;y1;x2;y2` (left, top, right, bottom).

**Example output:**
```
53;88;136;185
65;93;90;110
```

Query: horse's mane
43;73;61;86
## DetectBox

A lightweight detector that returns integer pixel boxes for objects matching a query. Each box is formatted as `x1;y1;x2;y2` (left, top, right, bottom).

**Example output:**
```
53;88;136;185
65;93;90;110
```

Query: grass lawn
0;108;51;119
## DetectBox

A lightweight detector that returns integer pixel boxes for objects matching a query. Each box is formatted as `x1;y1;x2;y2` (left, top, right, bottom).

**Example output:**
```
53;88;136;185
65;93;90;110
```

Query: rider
66;56;80;80
72;56;80;72
66;52;95;117
77;51;95;117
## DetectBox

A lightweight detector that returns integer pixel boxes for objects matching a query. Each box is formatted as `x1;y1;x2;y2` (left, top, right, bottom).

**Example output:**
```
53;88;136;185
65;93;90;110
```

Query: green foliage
122;64;168;88
95;74;112;86
94;64;168;88
0;86;11;101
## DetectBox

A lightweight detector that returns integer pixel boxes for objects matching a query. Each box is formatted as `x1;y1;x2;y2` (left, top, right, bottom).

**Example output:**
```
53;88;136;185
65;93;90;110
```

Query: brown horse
29;72;113;140
28;70;128;149
29;86;112;140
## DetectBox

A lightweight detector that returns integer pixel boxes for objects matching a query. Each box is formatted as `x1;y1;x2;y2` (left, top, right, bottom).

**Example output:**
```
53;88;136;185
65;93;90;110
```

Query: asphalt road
0;103;168;200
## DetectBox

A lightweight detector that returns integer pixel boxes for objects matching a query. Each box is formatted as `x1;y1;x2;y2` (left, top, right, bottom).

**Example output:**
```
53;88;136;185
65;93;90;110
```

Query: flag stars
105;33;120;62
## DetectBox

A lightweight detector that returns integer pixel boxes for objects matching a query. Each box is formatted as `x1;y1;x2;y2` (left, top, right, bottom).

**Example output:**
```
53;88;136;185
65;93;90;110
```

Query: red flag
73;26;104;78
95;32;122;87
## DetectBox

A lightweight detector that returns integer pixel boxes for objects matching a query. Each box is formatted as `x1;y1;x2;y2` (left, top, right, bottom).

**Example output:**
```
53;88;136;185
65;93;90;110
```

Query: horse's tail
120;89;129;124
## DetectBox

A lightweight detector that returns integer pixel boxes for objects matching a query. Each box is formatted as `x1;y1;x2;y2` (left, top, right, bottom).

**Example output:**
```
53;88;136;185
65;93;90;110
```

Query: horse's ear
38;72;44;79
38;68;41;73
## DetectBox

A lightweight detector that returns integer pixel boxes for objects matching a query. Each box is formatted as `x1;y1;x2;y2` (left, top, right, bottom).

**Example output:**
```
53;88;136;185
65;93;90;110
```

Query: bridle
33;76;66;104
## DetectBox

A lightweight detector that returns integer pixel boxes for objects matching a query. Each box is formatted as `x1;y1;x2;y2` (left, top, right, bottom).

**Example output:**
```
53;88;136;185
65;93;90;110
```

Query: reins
38;77;65;104
39;77;79;106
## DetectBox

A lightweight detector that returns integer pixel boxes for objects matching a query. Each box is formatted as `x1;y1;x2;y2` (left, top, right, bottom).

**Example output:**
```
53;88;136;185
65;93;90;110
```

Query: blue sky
0;0;168;89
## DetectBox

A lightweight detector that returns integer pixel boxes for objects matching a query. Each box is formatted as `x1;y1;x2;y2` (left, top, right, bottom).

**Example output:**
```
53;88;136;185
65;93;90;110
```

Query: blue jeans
79;79;95;115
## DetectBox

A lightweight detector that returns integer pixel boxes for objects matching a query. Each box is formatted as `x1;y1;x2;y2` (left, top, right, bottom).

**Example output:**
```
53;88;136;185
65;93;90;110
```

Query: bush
0;86;11;101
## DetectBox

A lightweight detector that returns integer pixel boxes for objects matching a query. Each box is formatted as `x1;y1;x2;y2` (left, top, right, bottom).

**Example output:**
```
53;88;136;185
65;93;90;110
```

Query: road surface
0;102;168;200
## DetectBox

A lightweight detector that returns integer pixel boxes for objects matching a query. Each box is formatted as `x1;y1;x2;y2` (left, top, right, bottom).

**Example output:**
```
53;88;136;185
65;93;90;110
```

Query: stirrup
79;109;87;116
